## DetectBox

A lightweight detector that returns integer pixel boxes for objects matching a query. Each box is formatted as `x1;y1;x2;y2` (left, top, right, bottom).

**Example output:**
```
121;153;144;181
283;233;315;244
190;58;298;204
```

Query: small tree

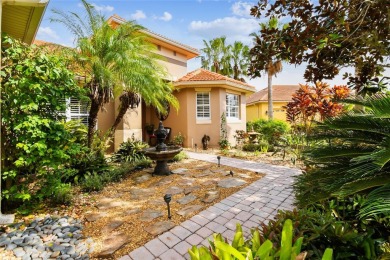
285;82;350;134
218;112;230;149
1;36;82;204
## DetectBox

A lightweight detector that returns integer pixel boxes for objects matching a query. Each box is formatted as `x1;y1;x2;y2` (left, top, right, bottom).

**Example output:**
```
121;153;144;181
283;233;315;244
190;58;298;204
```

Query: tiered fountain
143;105;182;175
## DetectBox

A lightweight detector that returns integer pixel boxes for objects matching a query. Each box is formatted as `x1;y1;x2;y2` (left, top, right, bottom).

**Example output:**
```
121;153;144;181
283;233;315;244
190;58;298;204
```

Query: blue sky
37;0;356;90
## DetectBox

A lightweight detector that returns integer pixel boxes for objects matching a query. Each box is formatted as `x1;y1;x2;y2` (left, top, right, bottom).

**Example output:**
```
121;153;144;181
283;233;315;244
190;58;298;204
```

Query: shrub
172;132;185;146
171;151;188;162
81;172;105;192
242;142;268;152
110;135;148;163
247;119;290;145
1;36;83;205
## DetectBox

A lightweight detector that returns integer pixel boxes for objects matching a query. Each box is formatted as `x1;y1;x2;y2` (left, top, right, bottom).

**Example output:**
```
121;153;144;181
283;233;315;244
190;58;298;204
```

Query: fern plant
295;94;390;218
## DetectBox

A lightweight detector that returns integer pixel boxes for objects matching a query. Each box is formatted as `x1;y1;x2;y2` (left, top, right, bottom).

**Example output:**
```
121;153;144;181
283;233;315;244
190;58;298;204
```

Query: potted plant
173;132;185;146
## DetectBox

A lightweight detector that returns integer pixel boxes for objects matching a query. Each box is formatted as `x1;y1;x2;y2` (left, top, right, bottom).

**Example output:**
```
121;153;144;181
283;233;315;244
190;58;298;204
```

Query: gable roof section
247;85;300;105
175;68;256;94
107;14;199;60
2;0;49;44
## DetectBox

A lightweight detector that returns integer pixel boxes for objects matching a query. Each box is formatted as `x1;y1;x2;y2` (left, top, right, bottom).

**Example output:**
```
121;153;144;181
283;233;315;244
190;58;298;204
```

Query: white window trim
196;92;211;123
226;93;240;122
64;97;93;128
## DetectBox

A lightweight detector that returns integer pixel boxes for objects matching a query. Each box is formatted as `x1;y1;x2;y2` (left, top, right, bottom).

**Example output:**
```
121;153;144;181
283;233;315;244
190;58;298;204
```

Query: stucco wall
154;45;187;80
246;101;289;122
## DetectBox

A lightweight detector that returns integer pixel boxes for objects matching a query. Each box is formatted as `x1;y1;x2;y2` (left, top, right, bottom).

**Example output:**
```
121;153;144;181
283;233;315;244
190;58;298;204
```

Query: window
226;93;240;119
196;92;210;119
65;97;90;126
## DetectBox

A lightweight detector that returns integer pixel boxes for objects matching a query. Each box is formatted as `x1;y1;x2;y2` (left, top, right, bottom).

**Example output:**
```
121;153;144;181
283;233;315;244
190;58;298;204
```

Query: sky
37;0;359;91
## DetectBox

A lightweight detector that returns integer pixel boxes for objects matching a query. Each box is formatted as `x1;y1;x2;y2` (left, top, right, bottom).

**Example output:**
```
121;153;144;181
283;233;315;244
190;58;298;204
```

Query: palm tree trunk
267;72;274;120
107;103;130;138
87;99;100;148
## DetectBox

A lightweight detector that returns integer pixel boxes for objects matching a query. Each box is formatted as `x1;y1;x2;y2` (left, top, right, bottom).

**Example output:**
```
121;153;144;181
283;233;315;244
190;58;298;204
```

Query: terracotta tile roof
176;68;256;90
247;85;300;104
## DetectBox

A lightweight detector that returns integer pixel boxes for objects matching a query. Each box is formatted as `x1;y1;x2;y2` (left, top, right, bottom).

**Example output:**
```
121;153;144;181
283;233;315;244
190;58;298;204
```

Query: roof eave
174;80;256;94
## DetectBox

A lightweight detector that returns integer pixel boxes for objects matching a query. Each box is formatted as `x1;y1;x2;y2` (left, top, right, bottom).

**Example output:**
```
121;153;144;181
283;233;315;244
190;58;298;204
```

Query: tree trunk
107;102;131;138
87;99;100;148
267;72;274;120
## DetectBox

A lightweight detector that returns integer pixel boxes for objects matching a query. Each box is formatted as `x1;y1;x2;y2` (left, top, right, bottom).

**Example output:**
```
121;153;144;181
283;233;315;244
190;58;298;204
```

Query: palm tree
230;41;250;81
51;0;177;147
295;94;390;218
249;17;283;120
200;36;230;74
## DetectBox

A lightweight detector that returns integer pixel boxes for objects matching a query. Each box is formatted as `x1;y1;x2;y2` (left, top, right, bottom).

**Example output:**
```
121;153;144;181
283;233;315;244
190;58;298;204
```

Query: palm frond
359;183;390;219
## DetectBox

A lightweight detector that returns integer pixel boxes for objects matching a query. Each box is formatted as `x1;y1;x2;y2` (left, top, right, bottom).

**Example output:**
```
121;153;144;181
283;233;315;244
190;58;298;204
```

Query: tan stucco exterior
247;101;289;122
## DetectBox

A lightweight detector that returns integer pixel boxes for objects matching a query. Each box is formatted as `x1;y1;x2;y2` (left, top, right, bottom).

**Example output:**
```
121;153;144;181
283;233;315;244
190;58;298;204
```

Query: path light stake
164;194;172;219
217;156;221;167
230;170;234;177
195;143;197;152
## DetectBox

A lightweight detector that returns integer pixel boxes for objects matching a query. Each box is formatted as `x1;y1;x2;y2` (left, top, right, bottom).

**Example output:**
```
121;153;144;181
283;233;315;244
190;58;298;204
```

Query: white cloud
189;17;259;45
155;12;172;22
78;3;114;12
37;26;59;40
130;10;146;20
231;1;253;17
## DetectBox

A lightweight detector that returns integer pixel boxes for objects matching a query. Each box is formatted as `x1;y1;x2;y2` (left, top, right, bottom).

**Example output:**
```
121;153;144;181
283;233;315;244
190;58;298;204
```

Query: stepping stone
177;195;197;205
202;190;220;203
102;219;124;233
144;168;154;173
184;185;200;195
197;170;213;177
165;186;184;195
176;178;194;186
148;176;173;187
177;205;203;217
129;188;154;197
144;221;175;236
84;212;107;222
211;169;227;174
149;199;166;206
96;199;124;210
139;209;163;222
201;179;219;186
97;232;131;258
122;208;141;216
237;173;252;179
134;173;152;184
218;178;246;188
171;168;188;174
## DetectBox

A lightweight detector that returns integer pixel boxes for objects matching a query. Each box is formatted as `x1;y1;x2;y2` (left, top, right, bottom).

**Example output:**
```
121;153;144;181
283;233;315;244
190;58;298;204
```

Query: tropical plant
285;82;350;134
230;41;250;81
295;94;390;215
250;0;389;95
51;0;178;147
247;119;290;145
200;36;230;74
109;135;148;163
189;219;333;260
219;112;231;150
249;17;284;120
1;35;82;205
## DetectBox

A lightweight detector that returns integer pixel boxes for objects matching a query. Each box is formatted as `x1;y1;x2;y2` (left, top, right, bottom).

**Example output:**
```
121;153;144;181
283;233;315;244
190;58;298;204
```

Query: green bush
81;172;105;192
242;142;268;152
1;35;83;205
247;119;290;145
110;135;148;163
171;151;188;162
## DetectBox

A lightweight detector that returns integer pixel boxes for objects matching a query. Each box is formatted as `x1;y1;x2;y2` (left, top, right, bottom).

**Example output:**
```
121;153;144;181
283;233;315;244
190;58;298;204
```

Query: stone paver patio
122;152;301;260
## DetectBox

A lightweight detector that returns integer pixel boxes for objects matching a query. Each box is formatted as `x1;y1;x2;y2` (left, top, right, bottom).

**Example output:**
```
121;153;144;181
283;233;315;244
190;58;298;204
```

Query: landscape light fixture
194;143;197;152
163;194;172;219
217;156;221;167
230;170;234;177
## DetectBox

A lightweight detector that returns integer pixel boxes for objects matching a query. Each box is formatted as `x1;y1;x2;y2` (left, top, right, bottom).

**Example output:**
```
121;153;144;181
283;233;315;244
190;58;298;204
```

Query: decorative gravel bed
0;216;93;260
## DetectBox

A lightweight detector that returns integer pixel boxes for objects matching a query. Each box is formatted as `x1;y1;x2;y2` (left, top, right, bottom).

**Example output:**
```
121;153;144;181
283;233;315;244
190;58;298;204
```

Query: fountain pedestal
143;121;183;175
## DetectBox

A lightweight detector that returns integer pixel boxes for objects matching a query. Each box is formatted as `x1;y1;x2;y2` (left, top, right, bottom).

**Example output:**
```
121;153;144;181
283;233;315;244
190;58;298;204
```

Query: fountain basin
143;146;183;175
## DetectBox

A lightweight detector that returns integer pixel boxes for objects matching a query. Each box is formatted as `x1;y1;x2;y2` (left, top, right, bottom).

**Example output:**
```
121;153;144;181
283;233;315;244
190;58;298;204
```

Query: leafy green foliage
295;94;390;205
250;0;389;94
219;112;231;149
109;136;148;163
1;35;82;205
189;220;332;260
242;143;268;153
247;119;290;145
171;151;188;162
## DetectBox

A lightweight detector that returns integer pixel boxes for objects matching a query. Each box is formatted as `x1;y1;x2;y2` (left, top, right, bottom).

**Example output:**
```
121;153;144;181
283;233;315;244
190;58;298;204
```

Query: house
99;15;256;149
246;85;300;122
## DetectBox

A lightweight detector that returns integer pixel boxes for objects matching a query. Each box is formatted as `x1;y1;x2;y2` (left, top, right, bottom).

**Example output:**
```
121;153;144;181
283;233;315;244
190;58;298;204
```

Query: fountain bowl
143;145;183;175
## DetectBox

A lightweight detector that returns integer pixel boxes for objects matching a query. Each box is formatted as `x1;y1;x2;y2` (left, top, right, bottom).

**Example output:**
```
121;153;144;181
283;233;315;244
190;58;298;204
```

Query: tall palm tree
200;36;230;74
51;0;177;147
230;41;250;81
249;17;283;120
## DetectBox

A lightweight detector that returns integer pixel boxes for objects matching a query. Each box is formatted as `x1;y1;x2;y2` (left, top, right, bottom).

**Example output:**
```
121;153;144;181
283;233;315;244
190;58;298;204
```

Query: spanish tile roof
176;68;256;90
247;85;300;104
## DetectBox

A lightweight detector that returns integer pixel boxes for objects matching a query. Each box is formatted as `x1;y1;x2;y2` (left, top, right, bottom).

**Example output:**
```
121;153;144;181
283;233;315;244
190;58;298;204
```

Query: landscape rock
202;190;220;203
171;168;188;174
177;195;197;205
144;221;175;236
96;198;123;210
101;220;124;233
218;178;246;188
134;173;152;184
139;209;163;222
184;185;200;195
177;205;203;217
97;232;130;258
84;212;107;222
165;186;184;195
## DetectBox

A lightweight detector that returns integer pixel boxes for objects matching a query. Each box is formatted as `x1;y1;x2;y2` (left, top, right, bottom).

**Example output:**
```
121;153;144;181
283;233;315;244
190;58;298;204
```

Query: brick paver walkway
122;152;301;260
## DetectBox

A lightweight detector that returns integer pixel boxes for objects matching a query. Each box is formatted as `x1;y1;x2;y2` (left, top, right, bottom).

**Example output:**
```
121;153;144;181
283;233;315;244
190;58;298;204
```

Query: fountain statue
143;104;182;175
